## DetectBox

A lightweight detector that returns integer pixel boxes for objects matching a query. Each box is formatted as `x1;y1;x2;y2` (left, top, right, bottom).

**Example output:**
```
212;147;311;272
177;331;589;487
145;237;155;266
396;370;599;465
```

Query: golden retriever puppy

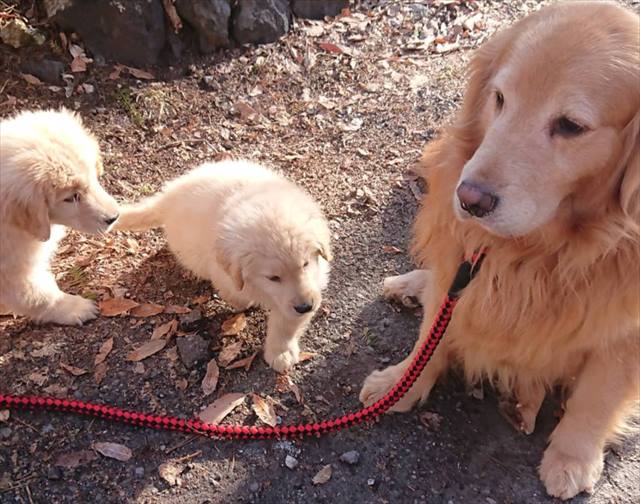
360;2;639;500
0;109;120;325
115;160;331;372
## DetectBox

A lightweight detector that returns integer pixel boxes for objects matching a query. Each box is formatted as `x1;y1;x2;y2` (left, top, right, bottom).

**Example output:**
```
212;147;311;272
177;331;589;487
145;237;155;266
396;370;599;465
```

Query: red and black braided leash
0;251;486;440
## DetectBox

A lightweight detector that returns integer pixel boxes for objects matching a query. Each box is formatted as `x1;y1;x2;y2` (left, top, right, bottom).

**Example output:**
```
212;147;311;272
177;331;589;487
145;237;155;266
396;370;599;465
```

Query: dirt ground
1;1;639;503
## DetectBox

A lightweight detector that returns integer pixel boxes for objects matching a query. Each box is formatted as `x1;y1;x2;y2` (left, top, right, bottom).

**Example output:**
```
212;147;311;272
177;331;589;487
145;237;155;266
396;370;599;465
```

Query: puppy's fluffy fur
360;2;639;500
115;160;331;372
0;109;120;325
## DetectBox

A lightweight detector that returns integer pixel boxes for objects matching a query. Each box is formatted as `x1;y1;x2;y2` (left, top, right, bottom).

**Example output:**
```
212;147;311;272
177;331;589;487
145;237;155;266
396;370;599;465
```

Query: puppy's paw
44;295;99;326
539;444;603;500
359;364;422;412
264;346;300;373
383;270;429;306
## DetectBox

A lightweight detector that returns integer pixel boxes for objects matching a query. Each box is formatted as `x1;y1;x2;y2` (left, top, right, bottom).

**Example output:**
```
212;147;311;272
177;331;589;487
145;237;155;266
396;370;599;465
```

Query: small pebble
0;427;11;439
367;478;376;487
47;467;63;480
249;482;260;493
135;467;145;477
339;450;360;465
285;455;299;470
486;499;497;504
42;423;55;434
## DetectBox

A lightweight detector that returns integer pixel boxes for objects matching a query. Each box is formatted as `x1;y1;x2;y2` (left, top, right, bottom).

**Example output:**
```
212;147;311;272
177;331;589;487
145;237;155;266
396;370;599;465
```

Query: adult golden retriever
0;109;120;325
360;2;639;500
115;160;331;372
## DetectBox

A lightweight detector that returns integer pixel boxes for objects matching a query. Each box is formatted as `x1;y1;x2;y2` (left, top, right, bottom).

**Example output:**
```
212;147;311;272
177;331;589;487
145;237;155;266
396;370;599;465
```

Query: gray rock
45;0;166;66
47;466;63;480
249;481;260;492
0;427;11;439
339;450;360;465
292;0;348;20
285;455;299;470
176;333;209;368
0;19;45;48
232;0;290;45
176;0;231;53
180;308;203;330
20;59;66;85
135;466;145;477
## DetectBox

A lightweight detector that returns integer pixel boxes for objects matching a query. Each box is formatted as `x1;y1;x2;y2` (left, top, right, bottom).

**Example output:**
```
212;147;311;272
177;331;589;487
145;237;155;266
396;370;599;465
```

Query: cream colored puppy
115;160;331;372
0;109;120;325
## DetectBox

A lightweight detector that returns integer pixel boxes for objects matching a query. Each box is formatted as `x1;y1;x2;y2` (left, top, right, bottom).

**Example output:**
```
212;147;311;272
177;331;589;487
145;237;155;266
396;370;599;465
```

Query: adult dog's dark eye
495;90;504;110
64;193;80;203
268;275;281;282
552;116;586;137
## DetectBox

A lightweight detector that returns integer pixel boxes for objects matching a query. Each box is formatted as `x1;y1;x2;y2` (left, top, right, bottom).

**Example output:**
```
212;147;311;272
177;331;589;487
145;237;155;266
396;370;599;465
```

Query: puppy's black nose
457;181;499;218
104;213;119;225
294;302;313;314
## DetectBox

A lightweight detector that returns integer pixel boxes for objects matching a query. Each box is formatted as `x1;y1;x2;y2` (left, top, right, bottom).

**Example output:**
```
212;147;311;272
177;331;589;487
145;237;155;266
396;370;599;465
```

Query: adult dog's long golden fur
360;2;639;500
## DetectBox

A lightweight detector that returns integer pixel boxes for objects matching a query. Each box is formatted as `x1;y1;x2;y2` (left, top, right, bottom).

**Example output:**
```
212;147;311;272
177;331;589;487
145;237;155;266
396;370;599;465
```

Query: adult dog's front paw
44;294;99;326
264;345;300;373
359;363;421;412
383;270;429;307
539;443;604;500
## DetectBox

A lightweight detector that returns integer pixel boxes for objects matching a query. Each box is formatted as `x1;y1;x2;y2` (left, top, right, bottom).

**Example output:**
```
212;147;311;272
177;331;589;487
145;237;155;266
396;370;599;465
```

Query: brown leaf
43;384;68;397
131;303;165;318
234;101;258;122
312;464;332;485
318;42;344;54
55;450;97;468
165;305;190;314
159;460;185;486
28;371;48;386
382;245;403;254
251;394;277;427
0;410;9;422
92;442;133;461
95;337;114;365
94;362;108;385
176;378;188;391
60;362;88;376
108;65;123;80
70;55;87;72
100;297;139;317
419;411;443;432
21;73;42;86
125;66;154;80
126;339;167;361
218;340;243;367
151;319;178;340
221;313;247;336
275;374;303;403
198;393;246;424
192;294;209;305
161;0;183;33
225;351;258;371
299;351;317;362
201;359;219;396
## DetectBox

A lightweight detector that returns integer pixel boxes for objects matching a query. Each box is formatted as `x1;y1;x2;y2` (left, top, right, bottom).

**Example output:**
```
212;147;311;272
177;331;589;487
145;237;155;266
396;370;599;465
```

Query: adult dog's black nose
104;213;119;225
457;181;499;218
294;302;313;314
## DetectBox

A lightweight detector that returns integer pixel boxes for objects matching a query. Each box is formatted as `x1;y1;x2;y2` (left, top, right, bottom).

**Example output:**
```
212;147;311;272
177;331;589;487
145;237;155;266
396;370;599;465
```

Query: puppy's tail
114;196;164;231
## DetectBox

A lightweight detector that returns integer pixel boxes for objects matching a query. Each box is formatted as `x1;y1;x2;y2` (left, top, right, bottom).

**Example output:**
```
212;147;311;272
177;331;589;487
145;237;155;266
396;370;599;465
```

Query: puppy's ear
618;109;640;219
311;219;332;262
4;189;51;241
215;243;245;291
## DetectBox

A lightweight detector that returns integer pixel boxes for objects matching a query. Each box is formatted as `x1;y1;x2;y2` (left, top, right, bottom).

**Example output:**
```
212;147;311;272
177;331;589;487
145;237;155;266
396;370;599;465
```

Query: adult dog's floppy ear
215;243;245;291
4;189;51;241
618;109;640;219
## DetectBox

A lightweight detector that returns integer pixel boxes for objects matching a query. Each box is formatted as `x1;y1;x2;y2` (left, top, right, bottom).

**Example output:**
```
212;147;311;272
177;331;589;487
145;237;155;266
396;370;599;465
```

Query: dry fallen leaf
94;362;108;385
198;393;246;424
251;394;277;427
159;460;185;486
225;351;258;371
55;450;97;468
201;359;220;396
60;362;88;376
70;55;88;72
218;340;243;367
221;313;247;336
126;339;167;361
93;442;133;462
100;297;139;317
318;42;344;54
43;384;68;396
419;411;443;431
312;464;332;485
0;410;9;422
165;305;191;314
95;337;114;365
108;65;123;80
382;245;404;254
151;319;178;340
192;294;209;305
175;378;188;391
125;65;154;80
299;352;317;362
131;303;165;318
21;73;42;85
235;101;258;122
28;370;48;386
